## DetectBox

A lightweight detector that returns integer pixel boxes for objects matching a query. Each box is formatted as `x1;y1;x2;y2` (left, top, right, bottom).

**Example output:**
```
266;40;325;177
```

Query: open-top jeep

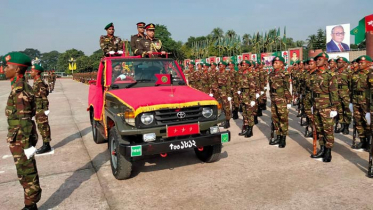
88;53;230;180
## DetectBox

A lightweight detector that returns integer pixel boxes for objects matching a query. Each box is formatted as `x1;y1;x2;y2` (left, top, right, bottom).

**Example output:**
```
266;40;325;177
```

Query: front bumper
119;131;230;158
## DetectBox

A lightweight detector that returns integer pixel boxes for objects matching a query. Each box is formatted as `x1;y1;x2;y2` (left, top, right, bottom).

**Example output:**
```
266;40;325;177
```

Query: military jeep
88;53;230;180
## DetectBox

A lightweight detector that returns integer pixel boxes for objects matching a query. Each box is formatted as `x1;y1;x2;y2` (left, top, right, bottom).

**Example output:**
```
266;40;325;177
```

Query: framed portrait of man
326;24;350;53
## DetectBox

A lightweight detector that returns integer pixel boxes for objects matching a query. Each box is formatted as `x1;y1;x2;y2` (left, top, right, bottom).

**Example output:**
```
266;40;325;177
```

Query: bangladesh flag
351;14;373;45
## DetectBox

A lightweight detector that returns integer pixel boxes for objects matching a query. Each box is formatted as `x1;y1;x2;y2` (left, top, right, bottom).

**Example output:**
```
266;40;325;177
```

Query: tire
92;120;106;144
194;144;222;163
109;127;132;180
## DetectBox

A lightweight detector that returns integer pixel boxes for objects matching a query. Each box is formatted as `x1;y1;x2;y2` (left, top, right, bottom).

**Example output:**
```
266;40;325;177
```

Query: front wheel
109;127;132;180
194;144;222;163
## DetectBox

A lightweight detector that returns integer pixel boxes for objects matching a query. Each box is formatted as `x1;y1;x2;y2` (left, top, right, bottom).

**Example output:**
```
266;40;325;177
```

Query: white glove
117;50;123;54
287;104;291;109
237;91;241;95
311;106;313;114
330;111;338;118
109;51;115;55
209;93;213;97
44;110;50;116
118;75;126;80
228;97;232;101
250;101;256;107
366;113;371;125
24;146;37;159
260;91;264;95
256;93;260;99
349;103;353;113
264;87;267;90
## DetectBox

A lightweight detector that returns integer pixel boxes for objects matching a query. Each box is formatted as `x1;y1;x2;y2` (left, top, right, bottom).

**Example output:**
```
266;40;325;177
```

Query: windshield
109;58;185;89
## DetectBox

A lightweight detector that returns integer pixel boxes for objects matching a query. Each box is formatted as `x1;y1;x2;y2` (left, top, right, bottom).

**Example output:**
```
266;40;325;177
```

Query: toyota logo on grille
177;112;186;119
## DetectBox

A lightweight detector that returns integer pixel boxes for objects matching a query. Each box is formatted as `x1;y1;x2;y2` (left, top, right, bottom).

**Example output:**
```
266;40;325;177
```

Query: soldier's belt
270;88;283;93
313;93;329;98
353;91;364;96
338;85;348;90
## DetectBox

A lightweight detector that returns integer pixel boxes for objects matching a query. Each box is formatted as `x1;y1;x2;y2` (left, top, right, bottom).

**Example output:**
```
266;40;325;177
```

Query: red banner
167;123;200;137
366;14;373;32
155;74;171;85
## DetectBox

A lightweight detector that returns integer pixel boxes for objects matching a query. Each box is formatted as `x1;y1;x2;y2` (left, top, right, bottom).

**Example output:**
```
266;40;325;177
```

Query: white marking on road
0;171;5;174
2;155;12;159
35;148;55;156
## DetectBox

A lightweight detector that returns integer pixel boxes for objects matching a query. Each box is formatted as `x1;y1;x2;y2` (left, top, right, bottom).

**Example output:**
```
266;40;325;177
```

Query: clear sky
0;0;371;56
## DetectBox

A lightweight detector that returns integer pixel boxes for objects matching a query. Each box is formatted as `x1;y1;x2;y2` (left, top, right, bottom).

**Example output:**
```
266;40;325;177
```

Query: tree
57;49;85;74
41;51;60;71
155;24;185;61
210;28;224;40
307;34;317;50
295;40;305;47
89;49;102;71
226;30;236;38
20;48;41;60
76;55;93;72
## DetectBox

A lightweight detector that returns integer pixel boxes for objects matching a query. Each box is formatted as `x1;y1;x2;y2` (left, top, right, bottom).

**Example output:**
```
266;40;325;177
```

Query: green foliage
89;49;102;71
307;28;326;50
19;48;41;60
76;55;93;72
41;51;60;70
155;24;185;61
56;48;85;74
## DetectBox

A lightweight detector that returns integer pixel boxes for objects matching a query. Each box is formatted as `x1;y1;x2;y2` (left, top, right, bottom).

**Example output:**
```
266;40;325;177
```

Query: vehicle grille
155;106;202;125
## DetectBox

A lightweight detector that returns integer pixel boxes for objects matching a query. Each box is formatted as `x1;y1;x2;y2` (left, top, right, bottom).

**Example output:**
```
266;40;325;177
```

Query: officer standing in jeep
135;23;166;57
131;22;146;55
99;22;123;56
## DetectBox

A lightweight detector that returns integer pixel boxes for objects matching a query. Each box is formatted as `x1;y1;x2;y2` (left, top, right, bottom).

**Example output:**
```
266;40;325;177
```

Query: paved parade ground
0;79;372;210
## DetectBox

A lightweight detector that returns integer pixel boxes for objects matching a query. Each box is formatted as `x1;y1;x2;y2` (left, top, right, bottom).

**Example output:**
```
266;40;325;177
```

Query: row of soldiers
72;72;97;84
2;52;57;209
99;22;165;57
184;53;373;166
185;60;268;138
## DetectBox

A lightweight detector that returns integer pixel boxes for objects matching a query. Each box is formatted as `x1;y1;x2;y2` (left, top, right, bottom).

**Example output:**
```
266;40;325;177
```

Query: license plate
167;123;200;137
169;140;197;151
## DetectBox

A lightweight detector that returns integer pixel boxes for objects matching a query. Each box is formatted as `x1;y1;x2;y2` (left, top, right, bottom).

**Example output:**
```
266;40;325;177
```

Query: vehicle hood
107;86;218;117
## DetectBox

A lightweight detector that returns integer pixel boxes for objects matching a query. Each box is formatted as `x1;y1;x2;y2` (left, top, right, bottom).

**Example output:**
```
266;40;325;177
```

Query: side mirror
88;80;97;85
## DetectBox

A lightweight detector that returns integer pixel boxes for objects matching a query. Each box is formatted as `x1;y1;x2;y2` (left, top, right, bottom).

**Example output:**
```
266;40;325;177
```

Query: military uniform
309;53;339;162
302;59;314;137
351;55;372;150
200;63;211;94
238;60;256;137
32;64;52;154
213;61;232;128
268;56;291;147
135;24;163;57
3;52;42;209
184;61;195;85
130;22;146;54
228;61;239;119
99;23;123;56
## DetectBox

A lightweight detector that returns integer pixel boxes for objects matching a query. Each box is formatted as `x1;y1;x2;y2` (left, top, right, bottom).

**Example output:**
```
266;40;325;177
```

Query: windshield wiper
125;82;138;88
125;79;154;88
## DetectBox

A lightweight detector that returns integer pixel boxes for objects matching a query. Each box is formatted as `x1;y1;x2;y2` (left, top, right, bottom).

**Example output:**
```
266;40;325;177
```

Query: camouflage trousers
241;89;255;126
36;111;51;143
313;107;334;148
304;93;312;119
232;90;240;109
337;95;352;124
8;121;42;206
258;89;267;107
353;102;369;138
217;88;231;120
270;99;289;135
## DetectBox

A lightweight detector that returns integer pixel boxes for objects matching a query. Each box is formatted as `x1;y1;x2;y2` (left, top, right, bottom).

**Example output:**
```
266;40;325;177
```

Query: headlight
141;113;154;125
202;107;213;118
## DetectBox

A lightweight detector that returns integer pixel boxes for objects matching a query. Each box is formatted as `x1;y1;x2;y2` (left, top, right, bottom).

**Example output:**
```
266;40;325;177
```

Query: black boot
342;123;349;135
224;120;230;129
355;138;367;150
254;116;258;124
279;136;286;148
296;111;302;117
334;123;342;133
269;135;281;145
301;117;309;126
257;108;263;116
36;142;52;154
239;105;243;113
323;147;332;162
261;103;267;110
22;204;38;210
239;125;248;136
232;109;239;120
306;129;313;138
245;126;253;138
310;145;325;158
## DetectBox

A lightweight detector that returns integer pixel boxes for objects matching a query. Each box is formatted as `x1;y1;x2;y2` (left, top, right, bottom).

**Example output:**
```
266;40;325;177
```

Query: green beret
31;64;44;72
203;63;211;67
351;59;357;63
2;52;32;67
337;57;350;64
219;61;228;66
190;61;195;65
243;60;250;65
272;56;285;64
290;61;294;65
328;58;336;63
228;61;236;66
356;55;373;62
307;57;315;64
210;62;217;66
104;22;114;30
295;60;300;64
314;52;329;60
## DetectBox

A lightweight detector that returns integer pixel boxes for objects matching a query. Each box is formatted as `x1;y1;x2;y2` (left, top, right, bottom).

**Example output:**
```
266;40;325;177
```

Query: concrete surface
0;79;372;210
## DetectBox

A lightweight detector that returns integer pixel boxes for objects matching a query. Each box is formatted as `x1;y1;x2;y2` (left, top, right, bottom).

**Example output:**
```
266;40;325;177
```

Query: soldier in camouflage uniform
51;70;56;91
209;62;219;98
213;61;232;128
268;56;292;148
184;61;195;85
328;58;337;73
3;52;42;210
302;59;314;138
100;22;123;56
291;61;299;106
309;53;339;162
200;63;211;94
334;57;352;134
31;64;52;154
238;60;256;137
351;55;372;150
259;62;268;111
228;61;239;119
252;62;261;124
